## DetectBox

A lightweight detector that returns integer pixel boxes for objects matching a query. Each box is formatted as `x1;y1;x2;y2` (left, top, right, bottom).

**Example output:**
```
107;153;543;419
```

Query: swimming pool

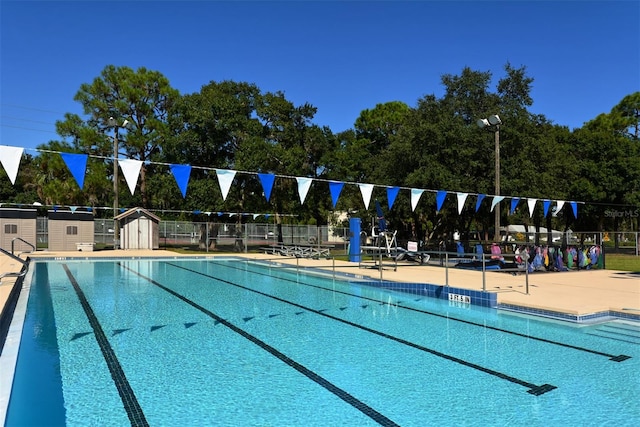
3;258;640;426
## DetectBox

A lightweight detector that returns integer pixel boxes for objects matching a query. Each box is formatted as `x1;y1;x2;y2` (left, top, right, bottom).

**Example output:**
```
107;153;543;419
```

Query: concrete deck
1;250;639;324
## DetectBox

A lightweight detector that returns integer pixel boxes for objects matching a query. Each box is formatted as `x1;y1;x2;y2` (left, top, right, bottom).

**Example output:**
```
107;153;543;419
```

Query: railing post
445;251;449;287
525;259;529;295
482;253;486;292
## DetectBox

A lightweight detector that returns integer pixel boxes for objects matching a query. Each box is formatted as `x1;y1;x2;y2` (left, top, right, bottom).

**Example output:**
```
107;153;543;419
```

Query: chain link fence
33;218;638;256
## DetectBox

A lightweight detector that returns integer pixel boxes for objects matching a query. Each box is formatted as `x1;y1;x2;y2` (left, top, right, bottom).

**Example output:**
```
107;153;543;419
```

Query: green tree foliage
43;65;179;209
2;63;637;238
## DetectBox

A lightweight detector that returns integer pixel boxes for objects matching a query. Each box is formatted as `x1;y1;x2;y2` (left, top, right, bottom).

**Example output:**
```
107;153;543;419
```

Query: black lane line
118;263;400;427
216;260;631;363
62;264;149;427
162;262;556;396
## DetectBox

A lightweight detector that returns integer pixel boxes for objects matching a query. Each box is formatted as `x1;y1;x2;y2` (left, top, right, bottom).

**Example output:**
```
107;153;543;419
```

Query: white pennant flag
358;183;374;209
296;177;312;204
216;169;237;201
118;159;143;195
527;198;537;218
555;200;565;213
410;189;424;212
491;195;505;212
456;193;468;215
0;145;24;185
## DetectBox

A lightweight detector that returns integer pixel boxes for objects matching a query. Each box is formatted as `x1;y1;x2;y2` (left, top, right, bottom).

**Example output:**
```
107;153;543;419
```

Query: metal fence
35;218;351;253
33;218;638;256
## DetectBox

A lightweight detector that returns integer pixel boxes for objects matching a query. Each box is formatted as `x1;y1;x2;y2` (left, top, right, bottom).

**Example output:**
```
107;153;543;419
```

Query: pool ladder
0;238;34;283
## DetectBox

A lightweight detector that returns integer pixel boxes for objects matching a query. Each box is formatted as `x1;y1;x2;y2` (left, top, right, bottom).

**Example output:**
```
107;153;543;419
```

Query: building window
4;224;18;234
66;226;78;235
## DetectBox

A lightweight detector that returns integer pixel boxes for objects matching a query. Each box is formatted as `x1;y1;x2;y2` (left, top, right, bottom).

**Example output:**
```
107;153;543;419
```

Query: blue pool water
4;258;640;426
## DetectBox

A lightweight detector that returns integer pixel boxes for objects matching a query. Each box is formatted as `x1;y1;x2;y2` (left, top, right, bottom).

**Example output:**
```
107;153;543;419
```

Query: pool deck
1;250;639;324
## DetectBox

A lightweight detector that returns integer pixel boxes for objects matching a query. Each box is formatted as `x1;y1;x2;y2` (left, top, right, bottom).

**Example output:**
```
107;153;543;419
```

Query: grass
603;254;640;272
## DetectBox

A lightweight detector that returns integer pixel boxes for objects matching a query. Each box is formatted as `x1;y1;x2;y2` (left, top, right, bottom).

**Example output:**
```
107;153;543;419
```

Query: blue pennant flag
436;190;447;212
60;153;88;190
570;201;578;218
170;164;192;198
510;198;520;215
258;173;276;202
329;181;344;209
543;199;552;217
475;194;486;212
386;186;400;210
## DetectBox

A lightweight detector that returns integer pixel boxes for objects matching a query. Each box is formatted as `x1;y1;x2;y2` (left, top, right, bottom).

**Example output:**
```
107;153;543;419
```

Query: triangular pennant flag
253;214;260;220
410;189;424;212
510;198;520;215
570;201;578;218
527;198;537;218
118;159;143;195
70;206;78;213
60;153;88;190
387;187;400;210
358;183;374;209
556;200;565;213
475;194;486;212
456;193;468;215
0;145;24;185
296;177;312;204
258;173;276;202
216;169;237;201
491;196;505;212
170;164;192;198
329;181;344;209
436;190;447;213
543;199;551;217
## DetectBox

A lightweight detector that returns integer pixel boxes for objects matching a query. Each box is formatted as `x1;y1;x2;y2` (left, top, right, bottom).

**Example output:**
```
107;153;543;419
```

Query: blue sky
1;0;638;152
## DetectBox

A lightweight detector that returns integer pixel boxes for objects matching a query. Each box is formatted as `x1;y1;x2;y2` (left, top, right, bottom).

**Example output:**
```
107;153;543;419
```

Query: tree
51;65;179;209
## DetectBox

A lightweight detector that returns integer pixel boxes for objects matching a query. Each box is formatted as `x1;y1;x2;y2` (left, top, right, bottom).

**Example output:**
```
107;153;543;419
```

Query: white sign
448;293;471;304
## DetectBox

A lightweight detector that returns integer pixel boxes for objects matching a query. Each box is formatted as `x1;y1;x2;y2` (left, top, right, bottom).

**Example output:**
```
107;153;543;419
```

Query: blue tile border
498;303;640;323
355;280;498;308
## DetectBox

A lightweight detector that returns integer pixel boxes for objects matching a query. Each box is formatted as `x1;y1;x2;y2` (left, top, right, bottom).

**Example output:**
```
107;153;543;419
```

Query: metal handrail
0;246;30;283
0;247;26;266
12;237;35;257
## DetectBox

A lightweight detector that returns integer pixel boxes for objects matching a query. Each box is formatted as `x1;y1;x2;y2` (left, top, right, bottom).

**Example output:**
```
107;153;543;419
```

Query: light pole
477;114;502;243
108;117;130;249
